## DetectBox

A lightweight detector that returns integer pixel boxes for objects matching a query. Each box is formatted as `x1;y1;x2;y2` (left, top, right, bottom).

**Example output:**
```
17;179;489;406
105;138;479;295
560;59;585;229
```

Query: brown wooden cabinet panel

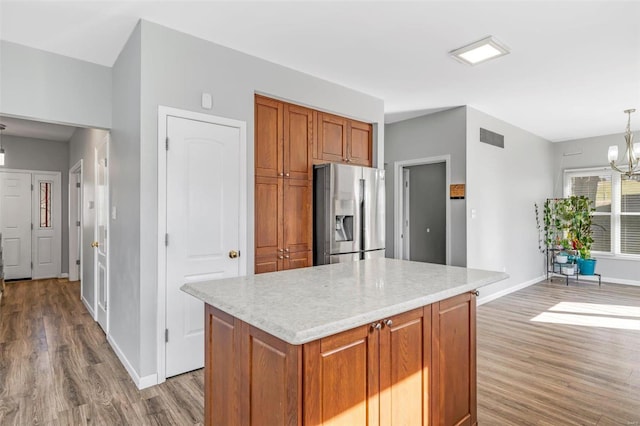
304;325;380;426
255;253;282;274
379;307;432;426
240;324;302;426
205;306;241;426
432;292;476;426
317;113;348;163
349;120;373;167
284;104;313;180
255;176;283;258
255;96;283;178
283;179;312;254
285;250;312;270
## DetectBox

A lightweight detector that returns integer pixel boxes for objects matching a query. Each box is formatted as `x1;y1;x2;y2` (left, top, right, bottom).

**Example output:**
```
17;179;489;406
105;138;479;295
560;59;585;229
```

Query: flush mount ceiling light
449;36;510;66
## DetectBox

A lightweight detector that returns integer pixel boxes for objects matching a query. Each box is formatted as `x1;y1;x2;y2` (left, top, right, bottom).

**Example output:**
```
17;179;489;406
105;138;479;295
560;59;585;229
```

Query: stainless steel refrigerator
313;163;385;265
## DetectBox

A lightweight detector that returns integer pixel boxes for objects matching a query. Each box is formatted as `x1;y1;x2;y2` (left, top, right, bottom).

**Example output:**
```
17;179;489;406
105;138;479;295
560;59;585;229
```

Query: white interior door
0;171;32;280
165;116;242;377
68;168;82;282
95;138;109;333
32;172;61;279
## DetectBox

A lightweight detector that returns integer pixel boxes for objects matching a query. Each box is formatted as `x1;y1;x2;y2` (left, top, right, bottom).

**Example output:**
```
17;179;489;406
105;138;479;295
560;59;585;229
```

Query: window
565;168;640;256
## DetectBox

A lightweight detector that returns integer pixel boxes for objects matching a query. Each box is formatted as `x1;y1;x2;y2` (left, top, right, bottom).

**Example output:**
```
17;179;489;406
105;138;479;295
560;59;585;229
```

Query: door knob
228;250;239;259
91;241;99;248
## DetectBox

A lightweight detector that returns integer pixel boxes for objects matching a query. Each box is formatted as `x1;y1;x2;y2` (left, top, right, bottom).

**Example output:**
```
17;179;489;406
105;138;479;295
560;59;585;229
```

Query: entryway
0;169;62;280
157;107;247;381
394;156;450;264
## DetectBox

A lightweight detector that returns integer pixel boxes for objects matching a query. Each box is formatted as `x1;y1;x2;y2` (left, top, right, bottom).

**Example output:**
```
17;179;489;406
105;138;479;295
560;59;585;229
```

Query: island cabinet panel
379;307;432;426
205;306;242;426
303;325;380;426
240;324;302;426
432;292;477;426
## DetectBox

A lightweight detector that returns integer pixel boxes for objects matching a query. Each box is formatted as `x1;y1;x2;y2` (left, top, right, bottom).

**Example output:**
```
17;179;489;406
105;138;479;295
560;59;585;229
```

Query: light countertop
181;258;508;345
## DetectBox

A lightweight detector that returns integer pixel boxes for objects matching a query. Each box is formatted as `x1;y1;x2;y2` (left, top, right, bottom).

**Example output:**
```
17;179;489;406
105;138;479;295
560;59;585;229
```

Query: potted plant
566;195;597;275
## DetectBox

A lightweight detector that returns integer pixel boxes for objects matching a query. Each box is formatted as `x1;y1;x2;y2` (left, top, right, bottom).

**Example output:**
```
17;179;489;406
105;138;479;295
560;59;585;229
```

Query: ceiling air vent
479;128;504;149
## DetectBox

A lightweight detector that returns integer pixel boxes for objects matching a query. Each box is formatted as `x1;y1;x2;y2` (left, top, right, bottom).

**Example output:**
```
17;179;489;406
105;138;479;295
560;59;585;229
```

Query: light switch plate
202;93;213;109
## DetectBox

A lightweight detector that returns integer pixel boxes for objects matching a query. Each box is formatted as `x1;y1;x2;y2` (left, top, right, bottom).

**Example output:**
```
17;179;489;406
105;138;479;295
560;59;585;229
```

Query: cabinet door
283;179;312;255
348;120;373;167
255;96;284;178
317;113;348;163
304;325;380;426
284;250;312;270
379;307;431;425
255;253;282;274
432;292;476;426
255;176;283;271
285;104;313;180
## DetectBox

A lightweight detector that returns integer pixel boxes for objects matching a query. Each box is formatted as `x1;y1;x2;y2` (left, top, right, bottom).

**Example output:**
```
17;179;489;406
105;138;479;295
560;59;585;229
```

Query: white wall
0;41;111;129
466;107;554;301
552;132;640;284
69;128;110;304
1;135;70;274
384;107;467;266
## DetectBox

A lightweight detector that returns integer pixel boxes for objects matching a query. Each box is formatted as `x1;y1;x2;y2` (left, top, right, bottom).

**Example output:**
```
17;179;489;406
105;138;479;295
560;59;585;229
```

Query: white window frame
564;167;640;260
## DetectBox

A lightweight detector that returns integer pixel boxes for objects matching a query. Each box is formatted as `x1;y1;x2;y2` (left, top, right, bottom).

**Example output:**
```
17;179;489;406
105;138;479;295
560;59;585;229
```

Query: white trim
477;275;545;306
157;106;248;385
107;334;158;390
573;275;640;287
69;159;83;284
59;273;69;279
394;155;451;264
82;295;96;319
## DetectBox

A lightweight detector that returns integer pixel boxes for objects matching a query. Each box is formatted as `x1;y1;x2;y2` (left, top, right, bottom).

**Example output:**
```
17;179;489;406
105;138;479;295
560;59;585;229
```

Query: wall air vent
479;128;504;149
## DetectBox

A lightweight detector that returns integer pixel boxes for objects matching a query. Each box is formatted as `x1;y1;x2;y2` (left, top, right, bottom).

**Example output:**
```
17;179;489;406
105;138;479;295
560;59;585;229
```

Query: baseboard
59;273;69;279
81;296;96;320
477;275;546;306
572;275;640;287
107;334;158;390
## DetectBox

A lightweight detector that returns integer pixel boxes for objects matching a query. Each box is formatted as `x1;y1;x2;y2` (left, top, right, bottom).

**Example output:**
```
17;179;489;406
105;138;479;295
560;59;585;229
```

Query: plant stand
546;248;601;286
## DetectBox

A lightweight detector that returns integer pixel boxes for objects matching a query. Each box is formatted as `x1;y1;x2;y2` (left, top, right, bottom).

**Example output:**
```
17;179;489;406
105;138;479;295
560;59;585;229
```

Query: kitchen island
182;258;507;426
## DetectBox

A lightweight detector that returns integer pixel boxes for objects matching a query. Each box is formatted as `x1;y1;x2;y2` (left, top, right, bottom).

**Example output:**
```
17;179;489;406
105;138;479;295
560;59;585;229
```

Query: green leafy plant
540;196;594;257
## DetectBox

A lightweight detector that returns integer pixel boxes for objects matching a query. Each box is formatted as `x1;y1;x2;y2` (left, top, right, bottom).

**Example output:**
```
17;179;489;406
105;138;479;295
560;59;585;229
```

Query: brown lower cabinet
204;292;476;426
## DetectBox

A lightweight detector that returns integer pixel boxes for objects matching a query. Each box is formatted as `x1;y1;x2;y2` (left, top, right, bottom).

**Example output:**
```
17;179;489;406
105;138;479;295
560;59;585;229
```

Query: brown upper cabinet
317;112;373;167
255;95;313;181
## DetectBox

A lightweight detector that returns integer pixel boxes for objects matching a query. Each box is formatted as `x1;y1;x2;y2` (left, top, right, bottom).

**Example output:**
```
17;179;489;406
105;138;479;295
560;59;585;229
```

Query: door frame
156;106;248;384
393;156;451;264
0;168;63;279
69;160;83;284
95;134;110;333
402;168;411;260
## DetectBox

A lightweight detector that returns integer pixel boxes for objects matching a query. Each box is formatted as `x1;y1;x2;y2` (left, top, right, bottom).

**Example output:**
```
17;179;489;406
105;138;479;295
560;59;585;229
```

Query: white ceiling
1;1;639;142
0;116;77;142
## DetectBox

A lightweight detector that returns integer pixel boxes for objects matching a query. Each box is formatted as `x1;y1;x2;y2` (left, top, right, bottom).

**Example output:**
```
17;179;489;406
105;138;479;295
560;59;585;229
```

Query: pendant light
608;109;639;180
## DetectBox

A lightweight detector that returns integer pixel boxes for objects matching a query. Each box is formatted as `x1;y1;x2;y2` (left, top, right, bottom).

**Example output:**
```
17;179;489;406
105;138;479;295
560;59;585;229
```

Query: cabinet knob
284;255;290;259
384;319;393;327
279;172;284;176
285;248;290;252
285;173;290;177
370;322;382;331
346;158;352;163
472;290;480;297
278;256;284;260
278;248;284;252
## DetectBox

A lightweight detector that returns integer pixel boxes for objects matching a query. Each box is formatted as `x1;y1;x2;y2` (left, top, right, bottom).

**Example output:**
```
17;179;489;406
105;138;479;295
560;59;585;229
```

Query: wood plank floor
1;278;639;425
477;279;640;425
0;279;204;425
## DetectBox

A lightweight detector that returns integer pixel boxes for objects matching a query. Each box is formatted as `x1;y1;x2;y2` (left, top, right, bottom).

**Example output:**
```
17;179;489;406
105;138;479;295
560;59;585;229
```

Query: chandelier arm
610;161;627;174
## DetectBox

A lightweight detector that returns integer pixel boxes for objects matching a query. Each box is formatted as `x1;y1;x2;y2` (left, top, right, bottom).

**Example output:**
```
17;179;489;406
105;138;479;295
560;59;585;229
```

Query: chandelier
608;109;639;180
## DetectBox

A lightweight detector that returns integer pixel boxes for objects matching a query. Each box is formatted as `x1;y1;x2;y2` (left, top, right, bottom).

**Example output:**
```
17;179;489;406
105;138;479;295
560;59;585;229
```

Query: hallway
0;279;204;424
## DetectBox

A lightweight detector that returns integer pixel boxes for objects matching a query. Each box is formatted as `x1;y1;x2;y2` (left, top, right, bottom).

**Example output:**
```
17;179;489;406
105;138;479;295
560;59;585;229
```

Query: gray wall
69;128;110;314
384;107;467;266
552;131;640;283
406;163;446;264
1;135;70;273
0;41;112;129
466;107;554;301
110;23;143;377
106;20;384;380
